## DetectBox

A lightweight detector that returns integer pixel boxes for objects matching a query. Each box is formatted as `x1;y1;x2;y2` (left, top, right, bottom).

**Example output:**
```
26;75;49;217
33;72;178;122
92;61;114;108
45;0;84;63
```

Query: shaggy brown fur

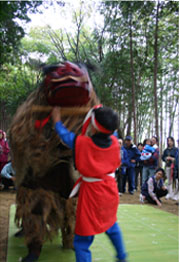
9;64;99;258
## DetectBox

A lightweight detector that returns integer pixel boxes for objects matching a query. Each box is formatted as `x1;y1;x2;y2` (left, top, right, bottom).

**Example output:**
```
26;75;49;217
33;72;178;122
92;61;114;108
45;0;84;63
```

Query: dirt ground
0;189;178;262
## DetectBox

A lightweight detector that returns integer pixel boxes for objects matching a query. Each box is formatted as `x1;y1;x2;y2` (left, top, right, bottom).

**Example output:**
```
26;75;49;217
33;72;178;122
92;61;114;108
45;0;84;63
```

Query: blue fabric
106;222;127;261
121;146;129;175
143;145;156;153
55;121;75;149
141;175;164;197
74;235;94;262
122;166;135;193
22;253;39;262
73;222;127;262
140;153;152;161
121;146;129;167
162;146;179;163
175;149;179;172
142;166;156;185
113;130;118;138
140;145;156;161
141;175;166;204
122;144;140;193
143;148;159;169
1;162;15;179
124;144;141;168
162;147;179;171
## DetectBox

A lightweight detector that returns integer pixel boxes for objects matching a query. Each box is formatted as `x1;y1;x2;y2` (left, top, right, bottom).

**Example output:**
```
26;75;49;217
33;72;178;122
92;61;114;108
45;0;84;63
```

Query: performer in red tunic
52;105;127;262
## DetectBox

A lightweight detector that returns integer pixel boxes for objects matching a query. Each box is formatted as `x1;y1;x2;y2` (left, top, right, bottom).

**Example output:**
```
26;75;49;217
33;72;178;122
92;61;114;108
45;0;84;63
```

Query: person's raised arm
52;107;76;150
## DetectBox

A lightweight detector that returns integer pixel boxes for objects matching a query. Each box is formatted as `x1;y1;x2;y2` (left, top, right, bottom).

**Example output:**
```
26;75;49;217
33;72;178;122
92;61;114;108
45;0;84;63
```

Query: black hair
152;136;159;143
167;136;175;147
137;143;143;147
155;167;165;178
94;106;118;133
143;138;150;147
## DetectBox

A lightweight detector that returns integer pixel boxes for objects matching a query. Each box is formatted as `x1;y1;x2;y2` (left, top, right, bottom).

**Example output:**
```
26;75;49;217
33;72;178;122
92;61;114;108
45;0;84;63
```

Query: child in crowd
140;168;168;207
140;139;155;161
52;105;127;262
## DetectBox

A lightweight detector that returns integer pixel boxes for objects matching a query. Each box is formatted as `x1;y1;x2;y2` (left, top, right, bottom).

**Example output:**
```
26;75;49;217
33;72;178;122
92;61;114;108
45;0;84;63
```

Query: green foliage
0;0;178;144
95;1;178;141
0;63;40;116
0;1;44;67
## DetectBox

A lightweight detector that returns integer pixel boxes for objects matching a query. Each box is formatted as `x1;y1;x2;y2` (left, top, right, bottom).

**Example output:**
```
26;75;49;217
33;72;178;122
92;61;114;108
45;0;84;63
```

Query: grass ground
7;203;179;262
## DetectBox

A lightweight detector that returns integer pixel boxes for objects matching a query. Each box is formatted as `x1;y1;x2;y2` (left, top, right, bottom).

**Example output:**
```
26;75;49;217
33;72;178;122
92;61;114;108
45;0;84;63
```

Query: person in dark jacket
140;168;168;206
122;136;141;195
116;139;129;195
162;136;179;200
135;143;143;191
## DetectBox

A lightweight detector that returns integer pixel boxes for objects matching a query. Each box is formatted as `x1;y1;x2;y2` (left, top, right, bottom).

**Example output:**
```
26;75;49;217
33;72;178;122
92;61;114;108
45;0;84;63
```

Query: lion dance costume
9;62;99;262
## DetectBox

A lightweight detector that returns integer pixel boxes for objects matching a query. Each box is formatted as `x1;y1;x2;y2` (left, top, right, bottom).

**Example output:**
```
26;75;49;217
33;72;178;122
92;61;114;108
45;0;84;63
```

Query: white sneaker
139;194;144;203
165;193;170;200
172;193;179;201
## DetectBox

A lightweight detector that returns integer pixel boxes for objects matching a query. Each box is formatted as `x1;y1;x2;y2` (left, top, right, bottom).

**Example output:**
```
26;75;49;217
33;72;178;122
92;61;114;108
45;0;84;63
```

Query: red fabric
74;135;121;236
81;104;103;135
81;116;92;136
44;62;92;106
0;130;10;164
34;113;52;130
93;117;112;134
170;163;174;179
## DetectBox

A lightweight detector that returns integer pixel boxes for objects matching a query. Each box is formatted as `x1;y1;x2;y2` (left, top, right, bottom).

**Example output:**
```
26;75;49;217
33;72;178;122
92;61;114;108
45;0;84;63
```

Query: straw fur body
9;78;99;253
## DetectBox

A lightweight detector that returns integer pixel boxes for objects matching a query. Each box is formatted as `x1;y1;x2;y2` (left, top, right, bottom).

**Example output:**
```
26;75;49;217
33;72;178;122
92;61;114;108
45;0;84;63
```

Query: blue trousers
142;166;156;185
73;222;127;262
123;167;135;193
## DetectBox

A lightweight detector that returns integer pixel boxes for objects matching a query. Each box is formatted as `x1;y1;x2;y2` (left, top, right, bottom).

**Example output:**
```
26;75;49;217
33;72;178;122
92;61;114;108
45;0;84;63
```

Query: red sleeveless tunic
74;135;120;236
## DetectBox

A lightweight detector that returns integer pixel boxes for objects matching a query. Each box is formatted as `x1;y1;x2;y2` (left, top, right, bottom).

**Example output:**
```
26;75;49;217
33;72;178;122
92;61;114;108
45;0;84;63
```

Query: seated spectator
140;168;168;207
0;161;16;190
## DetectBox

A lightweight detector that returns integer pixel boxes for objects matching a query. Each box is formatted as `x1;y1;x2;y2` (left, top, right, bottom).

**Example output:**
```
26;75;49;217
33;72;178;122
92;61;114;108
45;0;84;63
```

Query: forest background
0;0;179;159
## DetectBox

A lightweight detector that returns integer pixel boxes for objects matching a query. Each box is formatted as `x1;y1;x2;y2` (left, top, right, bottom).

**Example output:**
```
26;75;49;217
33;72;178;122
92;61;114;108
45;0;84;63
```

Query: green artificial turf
7;204;178;262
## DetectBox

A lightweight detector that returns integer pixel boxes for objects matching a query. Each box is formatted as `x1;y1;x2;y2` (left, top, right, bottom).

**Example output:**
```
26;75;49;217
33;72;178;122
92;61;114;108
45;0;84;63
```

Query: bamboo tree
129;13;137;144
153;1;160;141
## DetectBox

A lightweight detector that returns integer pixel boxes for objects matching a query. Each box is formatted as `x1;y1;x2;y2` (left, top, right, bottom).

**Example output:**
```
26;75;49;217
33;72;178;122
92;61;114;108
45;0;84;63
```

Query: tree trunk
153;1;160;141
126;103;132;137
129;15;137;144
159;82;163;166
169;94;178;137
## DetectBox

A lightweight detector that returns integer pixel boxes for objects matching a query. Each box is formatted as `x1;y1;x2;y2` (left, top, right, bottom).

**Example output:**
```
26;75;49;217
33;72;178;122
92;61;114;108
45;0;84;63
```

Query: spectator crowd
0;127;179;207
116;135;179;206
